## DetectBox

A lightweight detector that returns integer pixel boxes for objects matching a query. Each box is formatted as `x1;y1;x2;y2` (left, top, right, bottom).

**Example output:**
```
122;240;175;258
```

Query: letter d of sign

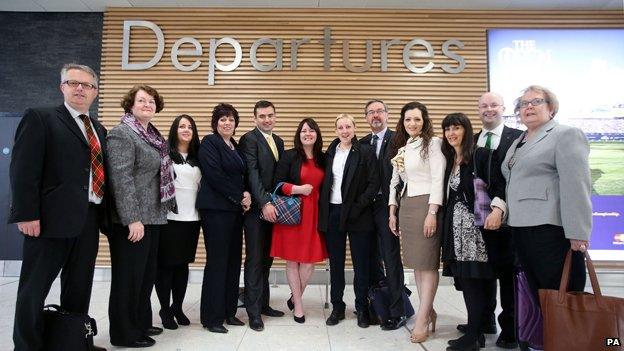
122;20;165;70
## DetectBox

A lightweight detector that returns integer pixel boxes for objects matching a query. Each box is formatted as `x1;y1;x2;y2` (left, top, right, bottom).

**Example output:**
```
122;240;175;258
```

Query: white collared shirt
64;102;102;204
330;144;351;204
477;122;505;150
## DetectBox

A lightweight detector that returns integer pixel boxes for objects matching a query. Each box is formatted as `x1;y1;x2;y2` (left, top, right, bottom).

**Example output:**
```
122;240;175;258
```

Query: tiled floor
1;275;622;351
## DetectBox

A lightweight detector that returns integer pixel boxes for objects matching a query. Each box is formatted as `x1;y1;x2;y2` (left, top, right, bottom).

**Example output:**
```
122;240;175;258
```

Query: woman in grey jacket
106;85;176;348
502;85;591;323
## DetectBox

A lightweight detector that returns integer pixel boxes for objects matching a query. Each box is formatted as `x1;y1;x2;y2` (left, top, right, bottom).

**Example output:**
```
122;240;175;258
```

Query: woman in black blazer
318;113;380;329
197;103;251;334
440;113;506;351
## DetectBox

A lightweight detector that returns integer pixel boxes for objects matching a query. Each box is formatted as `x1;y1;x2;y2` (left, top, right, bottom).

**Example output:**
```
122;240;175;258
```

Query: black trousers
13;205;100;351
371;196;405;318
325;204;372;312
482;226;515;339
511;224;586;300
243;211;274;318
108;224;160;345
458;277;491;342
200;210;243;327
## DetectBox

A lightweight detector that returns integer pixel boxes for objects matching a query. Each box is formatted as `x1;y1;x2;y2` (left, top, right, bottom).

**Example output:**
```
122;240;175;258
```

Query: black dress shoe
226;316;245;326
294;314;306;324
325;309;345;326
368;313;380;326
287;295;294;311
112;336;156;348
457;323;497;334
261;306;285;317
448;334;485;348
172;306;191;326
159;309;178;330
496;336;518;349
381;316;408;330
93;346;107;351
249;316;264;331
206;325;228;333
446;341;479;351
145;326;163;336
356;310;370;328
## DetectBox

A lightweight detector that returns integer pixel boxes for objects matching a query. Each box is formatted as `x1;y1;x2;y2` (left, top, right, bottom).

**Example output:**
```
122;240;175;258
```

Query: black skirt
158;220;201;266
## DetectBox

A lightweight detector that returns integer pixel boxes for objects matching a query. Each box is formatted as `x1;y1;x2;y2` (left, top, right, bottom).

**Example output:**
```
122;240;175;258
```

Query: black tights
155;264;190;311
458;277;490;342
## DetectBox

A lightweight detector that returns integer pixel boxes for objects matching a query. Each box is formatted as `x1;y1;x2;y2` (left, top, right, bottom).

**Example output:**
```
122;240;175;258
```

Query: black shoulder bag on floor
42;304;98;351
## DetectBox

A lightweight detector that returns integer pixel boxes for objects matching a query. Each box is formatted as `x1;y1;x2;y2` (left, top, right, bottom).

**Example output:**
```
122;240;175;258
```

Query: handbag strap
43;304;63;312
558;249;604;307
472;147;493;188
271;182;285;200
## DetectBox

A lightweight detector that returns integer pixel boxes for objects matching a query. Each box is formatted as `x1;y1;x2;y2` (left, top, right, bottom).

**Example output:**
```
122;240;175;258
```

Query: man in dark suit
457;91;522;349
9;63;108;351
359;99;407;330
238;100;285;331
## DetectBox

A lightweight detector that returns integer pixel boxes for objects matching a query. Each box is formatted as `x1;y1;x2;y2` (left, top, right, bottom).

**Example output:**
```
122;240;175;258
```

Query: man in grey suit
456;92;522;348
239;100;285;332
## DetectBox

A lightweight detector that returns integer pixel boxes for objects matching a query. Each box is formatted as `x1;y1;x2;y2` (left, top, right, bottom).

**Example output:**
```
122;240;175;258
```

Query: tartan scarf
121;113;177;213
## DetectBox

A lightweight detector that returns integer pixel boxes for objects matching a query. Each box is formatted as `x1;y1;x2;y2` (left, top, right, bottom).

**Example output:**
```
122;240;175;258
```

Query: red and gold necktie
79;114;105;198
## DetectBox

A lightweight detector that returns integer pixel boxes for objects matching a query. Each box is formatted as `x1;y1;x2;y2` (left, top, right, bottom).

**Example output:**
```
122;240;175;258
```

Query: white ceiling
1;0;622;12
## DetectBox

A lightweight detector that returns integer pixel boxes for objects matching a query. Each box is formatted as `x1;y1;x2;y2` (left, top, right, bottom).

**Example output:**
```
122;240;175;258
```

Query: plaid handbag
473;147;493;227
260;182;302;225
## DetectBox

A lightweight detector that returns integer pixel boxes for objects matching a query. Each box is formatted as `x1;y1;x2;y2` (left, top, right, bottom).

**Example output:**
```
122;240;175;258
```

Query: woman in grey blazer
501;85;591;305
107;85;176;348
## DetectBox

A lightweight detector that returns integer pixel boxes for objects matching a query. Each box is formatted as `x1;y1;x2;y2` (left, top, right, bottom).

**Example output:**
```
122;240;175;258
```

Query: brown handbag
539;250;624;351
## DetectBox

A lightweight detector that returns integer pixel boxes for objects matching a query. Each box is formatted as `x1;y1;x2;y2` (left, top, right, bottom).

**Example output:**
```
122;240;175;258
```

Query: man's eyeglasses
63;80;97;90
366;109;386;116
519;98;548;109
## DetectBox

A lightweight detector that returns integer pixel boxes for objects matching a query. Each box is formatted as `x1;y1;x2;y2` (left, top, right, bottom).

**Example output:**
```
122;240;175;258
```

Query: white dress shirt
64;102;102;204
167;153;201;221
369;127;387;157
476;122;505;150
330;144;351;204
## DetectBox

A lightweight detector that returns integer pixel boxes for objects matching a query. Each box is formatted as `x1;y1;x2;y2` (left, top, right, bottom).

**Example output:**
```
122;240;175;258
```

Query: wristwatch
428;210;437;215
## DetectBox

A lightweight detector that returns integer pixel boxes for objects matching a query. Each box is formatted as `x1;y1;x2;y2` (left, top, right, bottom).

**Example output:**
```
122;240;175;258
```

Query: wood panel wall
96;8;624;267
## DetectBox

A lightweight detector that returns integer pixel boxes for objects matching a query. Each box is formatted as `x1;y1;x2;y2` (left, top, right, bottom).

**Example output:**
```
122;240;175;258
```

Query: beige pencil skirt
399;194;441;270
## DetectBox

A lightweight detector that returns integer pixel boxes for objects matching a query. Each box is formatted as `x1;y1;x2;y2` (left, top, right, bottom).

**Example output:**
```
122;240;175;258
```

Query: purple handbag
515;266;544;351
260;182;302;225
473;147;493;226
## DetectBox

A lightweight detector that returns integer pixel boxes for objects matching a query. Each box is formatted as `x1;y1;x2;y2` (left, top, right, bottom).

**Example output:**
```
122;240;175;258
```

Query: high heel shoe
430;309;437;333
410;329;429;343
171;306;190;326
293;314;305;324
287;295;294;311
159;309;178;330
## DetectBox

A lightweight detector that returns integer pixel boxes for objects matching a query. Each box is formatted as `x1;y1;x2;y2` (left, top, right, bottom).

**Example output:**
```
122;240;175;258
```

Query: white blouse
167;154;201;221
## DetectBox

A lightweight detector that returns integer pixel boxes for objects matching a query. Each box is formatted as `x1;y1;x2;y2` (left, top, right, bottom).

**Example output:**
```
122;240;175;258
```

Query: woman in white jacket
388;101;446;343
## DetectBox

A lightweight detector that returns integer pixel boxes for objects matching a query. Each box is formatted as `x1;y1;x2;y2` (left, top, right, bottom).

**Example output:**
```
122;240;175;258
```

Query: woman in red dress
271;118;328;323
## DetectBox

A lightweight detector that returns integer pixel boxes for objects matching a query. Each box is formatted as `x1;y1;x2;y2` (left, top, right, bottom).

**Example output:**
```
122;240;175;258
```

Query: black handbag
368;280;415;322
42;304;97;351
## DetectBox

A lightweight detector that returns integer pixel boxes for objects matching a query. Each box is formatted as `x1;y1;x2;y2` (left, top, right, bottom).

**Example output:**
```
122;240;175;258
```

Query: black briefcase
42;304;97;351
368;280;415;322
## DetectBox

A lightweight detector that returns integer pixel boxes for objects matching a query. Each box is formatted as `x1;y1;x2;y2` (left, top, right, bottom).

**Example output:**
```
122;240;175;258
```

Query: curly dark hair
293;118;325;168
120;85;164;113
390;101;433;159
168;114;200;167
210;103;239;134
441;112;474;166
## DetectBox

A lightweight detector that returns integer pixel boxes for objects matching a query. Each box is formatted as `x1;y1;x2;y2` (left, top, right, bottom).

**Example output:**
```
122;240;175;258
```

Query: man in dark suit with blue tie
239;100;286;331
9;63;108;351
359;99;407;330
456;92;522;349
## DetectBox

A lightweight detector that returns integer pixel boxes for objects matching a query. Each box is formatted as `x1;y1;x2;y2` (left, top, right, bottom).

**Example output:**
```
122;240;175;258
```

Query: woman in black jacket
440;113;506;351
318;113;380;329
197;103;251;334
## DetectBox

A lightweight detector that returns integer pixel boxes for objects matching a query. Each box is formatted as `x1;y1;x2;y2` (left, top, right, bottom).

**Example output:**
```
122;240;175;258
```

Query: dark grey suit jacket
9;104;108;238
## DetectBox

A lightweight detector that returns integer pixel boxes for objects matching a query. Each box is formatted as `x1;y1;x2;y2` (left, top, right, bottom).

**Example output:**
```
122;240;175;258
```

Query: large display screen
488;28;624;261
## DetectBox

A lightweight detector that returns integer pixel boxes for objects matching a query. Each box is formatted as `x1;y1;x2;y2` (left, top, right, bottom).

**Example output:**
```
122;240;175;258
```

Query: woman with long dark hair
271;118;328;323
388;101;445;343
440;113;506;351
155;114;201;330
